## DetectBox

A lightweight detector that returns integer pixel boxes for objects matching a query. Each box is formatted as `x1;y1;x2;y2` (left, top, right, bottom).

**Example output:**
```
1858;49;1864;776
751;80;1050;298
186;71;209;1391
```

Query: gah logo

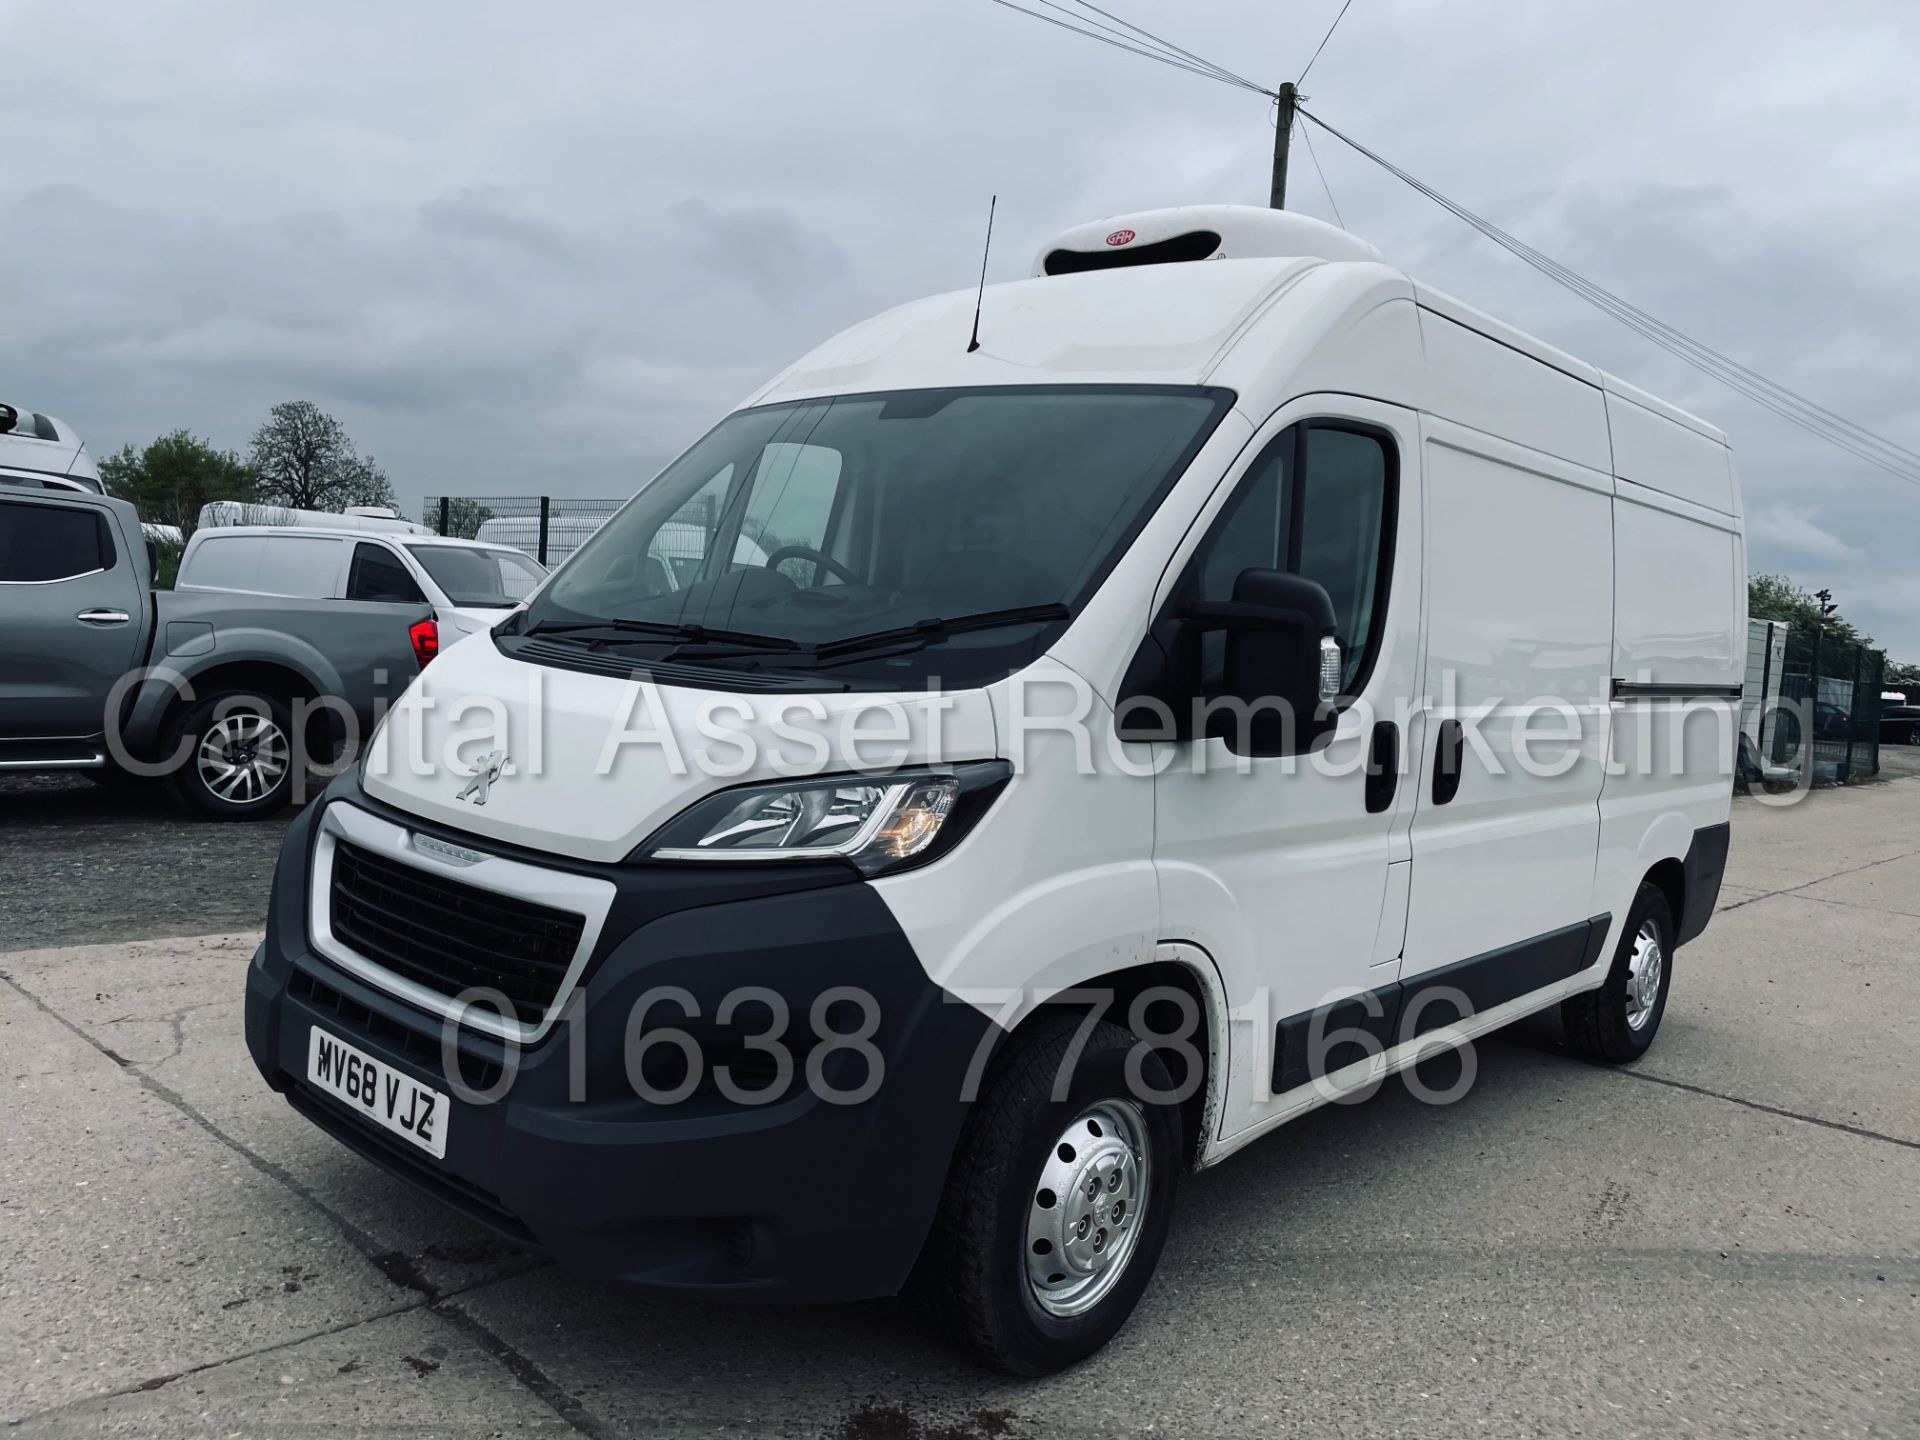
1105;228;1137;247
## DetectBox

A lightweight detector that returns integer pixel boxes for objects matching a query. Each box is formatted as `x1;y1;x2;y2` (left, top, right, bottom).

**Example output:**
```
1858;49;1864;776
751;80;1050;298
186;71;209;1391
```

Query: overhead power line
984;0;1276;97
1297;0;1355;85
1049;0;1267;93
1299;107;1920;488
1298;116;1345;227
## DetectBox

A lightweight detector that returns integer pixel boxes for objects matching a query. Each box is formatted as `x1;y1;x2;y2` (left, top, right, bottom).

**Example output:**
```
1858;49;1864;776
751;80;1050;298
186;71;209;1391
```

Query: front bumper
245;773;991;1303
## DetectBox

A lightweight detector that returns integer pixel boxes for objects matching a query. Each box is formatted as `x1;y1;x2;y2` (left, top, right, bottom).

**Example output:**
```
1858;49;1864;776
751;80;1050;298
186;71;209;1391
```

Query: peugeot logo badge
455;749;508;806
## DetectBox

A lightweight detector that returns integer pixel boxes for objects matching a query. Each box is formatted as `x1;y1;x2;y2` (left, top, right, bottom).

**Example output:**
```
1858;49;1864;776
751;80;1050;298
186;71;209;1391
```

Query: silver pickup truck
1;486;432;819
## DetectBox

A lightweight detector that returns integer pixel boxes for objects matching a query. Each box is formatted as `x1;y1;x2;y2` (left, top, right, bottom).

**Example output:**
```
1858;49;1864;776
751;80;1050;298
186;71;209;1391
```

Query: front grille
329;839;586;1028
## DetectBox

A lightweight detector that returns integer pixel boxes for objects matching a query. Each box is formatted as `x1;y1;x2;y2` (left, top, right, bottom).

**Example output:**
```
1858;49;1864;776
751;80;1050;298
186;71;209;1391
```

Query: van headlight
638;761;1011;876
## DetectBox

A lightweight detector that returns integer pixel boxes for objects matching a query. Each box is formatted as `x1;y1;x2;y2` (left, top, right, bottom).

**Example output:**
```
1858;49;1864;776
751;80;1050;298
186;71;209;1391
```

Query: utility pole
1269;82;1297;209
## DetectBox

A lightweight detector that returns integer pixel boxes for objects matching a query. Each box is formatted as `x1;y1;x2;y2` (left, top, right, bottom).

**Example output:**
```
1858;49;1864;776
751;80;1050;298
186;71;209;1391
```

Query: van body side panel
1605;389;1737;513
1414;309;1613;474
1401;416;1615;979
1594;461;1742;954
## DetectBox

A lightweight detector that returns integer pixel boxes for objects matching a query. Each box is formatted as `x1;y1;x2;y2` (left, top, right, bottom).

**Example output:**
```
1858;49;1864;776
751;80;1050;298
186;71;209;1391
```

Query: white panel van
244;206;1742;1374
177;527;548;642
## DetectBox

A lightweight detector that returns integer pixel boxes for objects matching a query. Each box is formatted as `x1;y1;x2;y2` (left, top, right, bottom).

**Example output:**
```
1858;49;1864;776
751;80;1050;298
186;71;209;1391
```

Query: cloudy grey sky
6;0;1920;654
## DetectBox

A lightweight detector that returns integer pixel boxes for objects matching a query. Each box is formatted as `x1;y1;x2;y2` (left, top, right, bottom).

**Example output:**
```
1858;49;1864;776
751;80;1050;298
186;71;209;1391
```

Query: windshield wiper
522;617;801;652
806;603;1072;665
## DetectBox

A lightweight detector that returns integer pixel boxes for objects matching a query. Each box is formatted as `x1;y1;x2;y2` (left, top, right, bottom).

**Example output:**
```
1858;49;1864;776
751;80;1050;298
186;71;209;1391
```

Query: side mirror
1206;568;1339;755
1114;568;1342;756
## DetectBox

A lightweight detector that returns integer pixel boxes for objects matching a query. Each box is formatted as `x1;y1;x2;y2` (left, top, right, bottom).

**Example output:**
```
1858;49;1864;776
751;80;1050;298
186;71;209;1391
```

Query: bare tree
248;401;397;512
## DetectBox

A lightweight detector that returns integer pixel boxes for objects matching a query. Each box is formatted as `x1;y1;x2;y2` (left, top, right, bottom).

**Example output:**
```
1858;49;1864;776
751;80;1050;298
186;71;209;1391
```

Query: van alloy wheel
1026;1099;1150;1318
1623;919;1664;1033
198;712;290;805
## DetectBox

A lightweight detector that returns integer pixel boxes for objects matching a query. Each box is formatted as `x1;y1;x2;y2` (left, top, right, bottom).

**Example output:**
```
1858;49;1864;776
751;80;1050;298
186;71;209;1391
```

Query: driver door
1149;398;1424;1142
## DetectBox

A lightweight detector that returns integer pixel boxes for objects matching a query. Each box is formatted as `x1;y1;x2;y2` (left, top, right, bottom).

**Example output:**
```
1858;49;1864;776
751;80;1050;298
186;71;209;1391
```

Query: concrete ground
2;775;1917;1437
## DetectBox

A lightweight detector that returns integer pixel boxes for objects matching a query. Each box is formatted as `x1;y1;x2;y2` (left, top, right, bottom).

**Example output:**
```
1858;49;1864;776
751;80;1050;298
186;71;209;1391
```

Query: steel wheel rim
197;711;289;804
1025;1098;1150;1318
1624;919;1665;1033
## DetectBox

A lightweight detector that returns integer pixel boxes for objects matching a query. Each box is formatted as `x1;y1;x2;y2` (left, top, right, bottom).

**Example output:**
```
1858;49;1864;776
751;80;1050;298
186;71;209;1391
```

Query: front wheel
165;691;297;821
920;1015;1183;1375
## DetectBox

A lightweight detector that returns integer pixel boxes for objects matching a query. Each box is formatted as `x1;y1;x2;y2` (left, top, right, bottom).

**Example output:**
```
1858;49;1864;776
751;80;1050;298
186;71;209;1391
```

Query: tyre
920;1014;1183;1376
1908;723;1920;747
165;690;297;820
1562;882;1675;1064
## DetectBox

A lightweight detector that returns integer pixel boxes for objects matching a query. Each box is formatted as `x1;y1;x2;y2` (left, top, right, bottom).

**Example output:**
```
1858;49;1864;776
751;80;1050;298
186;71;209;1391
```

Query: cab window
1187;421;1394;693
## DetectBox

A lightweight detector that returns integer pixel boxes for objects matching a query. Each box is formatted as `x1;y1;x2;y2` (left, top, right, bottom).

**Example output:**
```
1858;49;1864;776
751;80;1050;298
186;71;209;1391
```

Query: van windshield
517;385;1231;683
406;544;546;607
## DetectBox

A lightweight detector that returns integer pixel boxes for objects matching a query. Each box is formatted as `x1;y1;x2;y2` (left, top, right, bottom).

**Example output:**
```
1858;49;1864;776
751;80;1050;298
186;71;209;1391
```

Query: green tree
1748;573;1871;647
97;429;256;540
248;401;398;513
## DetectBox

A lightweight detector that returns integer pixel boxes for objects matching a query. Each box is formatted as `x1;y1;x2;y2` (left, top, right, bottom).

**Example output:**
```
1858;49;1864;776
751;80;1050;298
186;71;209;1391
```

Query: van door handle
75;609;132;626
1432;718;1465;806
1365;720;1398;814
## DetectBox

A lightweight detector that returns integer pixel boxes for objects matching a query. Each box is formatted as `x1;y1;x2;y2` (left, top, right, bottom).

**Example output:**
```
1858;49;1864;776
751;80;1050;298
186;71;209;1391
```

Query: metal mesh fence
422;493;739;577
1773;627;1885;782
422;496;625;567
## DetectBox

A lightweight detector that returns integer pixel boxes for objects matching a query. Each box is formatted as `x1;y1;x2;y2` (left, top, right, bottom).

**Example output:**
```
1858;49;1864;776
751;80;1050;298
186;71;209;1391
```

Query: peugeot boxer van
245;206;1743;1374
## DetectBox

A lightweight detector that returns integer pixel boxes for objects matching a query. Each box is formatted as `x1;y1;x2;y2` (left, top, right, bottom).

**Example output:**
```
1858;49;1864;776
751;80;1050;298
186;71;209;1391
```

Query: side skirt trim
1270;914;1611;1094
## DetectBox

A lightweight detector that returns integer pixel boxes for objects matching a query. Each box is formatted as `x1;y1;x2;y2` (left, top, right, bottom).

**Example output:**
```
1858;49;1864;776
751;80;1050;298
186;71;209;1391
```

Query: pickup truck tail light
409;617;440;669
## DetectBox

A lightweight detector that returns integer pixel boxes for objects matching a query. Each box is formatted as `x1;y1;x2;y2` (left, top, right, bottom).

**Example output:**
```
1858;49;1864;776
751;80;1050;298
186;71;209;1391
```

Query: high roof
744;204;1725;451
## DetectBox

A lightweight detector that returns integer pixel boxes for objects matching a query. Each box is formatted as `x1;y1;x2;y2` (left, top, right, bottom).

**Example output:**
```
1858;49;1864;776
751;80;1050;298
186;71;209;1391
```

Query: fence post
1845;644;1859;780
1810;625;1825;780
538;496;551;567
438;496;450;537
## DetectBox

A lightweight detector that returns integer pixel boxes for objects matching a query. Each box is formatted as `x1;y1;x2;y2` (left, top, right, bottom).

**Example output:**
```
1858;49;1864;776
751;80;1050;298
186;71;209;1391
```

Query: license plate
306;1028;449;1160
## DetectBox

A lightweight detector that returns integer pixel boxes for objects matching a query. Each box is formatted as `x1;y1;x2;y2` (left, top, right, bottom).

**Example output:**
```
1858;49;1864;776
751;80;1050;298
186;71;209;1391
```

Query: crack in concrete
0;964;609;1438
1772;889;1920;923
1612;1066;1920;1152
1717;846;1920;915
95;998;229;1071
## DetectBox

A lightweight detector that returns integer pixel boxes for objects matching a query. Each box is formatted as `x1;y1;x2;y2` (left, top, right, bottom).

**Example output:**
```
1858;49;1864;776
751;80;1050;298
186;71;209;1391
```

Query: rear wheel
1562;882;1674;1064
920;1015;1183;1376
166;691;297;820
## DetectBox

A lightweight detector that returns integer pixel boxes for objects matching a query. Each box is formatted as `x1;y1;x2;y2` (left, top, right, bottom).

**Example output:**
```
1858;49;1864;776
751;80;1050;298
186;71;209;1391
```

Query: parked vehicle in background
1881;701;1920;745
177;527;547;643
1771;698;1852;758
0;402;103;493
0;488;432;818
247;205;1744;1373
198;500;430;535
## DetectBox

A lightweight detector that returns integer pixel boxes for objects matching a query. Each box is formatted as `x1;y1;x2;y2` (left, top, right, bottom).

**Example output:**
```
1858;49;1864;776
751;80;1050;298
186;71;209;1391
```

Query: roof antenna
966;194;997;354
